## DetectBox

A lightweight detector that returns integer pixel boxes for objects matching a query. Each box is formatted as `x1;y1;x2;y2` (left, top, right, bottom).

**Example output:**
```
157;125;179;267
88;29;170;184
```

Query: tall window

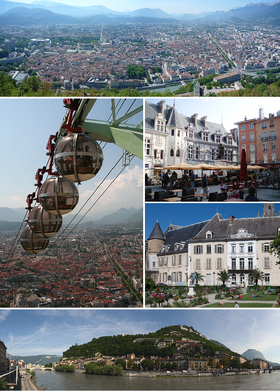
170;149;174;157
176;149;180;157
206;245;211;254
145;138;151;155
188;145;193;159
264;257;270;268
231;259;236;269
240;259;245;270
262;122;267;129
194;245;203;254
250;132;254;141
248;258;253;269
217;258;222;269
206;258;211;270
241;133;246;141
196;259;201;269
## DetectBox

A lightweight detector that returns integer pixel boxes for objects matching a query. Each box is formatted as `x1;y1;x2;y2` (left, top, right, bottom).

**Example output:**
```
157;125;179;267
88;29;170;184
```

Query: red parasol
240;149;248;181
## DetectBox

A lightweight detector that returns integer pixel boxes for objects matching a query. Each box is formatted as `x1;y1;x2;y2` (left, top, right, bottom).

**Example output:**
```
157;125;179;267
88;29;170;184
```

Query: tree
217;270;230;286
145;277;155;291
189;271;205;285
249;268;265;285
208;357;215;368
270;233;280;265
115;358;126;370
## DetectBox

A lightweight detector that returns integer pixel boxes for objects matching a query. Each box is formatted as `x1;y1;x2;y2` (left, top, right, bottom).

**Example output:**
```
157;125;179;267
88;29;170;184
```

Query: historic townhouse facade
145;100;239;177
235;108;280;165
147;204;280;287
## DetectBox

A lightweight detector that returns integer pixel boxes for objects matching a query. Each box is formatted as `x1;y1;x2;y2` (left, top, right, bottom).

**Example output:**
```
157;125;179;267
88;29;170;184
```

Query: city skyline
1;309;280;363
0;98;143;219
6;0;279;13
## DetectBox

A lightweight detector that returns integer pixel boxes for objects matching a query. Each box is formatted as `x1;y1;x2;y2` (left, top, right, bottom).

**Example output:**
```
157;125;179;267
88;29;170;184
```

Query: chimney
201;116;207;127
229;215;235;225
191;113;198;127
259;108;264;120
157;100;166;115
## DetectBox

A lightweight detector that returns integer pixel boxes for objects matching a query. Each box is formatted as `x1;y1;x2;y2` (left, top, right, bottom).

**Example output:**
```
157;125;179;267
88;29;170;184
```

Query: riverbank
124;369;263;378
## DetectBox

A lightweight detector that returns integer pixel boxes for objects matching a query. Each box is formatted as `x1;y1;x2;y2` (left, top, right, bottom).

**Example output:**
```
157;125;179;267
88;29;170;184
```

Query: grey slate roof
148;221;165;241
145;101;237;146
157;220;209;255
191;213;280;241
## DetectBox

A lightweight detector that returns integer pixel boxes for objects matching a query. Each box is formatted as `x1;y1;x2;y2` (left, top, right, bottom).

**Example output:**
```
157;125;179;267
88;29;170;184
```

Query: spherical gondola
20;226;49;254
28;205;62;238
54;133;103;183
39;177;79;216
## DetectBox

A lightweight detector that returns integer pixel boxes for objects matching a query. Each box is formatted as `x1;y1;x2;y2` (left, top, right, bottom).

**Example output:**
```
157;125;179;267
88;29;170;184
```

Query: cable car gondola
54;133;103;183
28;205;62;238
39;177;79;216
20;226;49;254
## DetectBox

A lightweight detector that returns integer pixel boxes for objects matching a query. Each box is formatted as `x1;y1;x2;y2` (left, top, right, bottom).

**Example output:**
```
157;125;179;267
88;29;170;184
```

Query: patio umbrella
240;149;248;181
163;163;194;170
247;165;265;170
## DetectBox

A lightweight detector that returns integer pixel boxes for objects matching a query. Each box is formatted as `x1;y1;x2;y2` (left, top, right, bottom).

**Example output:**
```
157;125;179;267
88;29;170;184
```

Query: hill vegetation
63;325;236;359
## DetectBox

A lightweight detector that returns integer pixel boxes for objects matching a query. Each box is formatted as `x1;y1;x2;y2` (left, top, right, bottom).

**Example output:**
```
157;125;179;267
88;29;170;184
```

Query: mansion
146;203;280;287
145;100;239;177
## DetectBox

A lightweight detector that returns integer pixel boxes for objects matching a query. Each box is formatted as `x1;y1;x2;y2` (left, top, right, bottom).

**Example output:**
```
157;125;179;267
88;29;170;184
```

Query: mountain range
0;206;143;231
11;354;61;365
1;1;280;25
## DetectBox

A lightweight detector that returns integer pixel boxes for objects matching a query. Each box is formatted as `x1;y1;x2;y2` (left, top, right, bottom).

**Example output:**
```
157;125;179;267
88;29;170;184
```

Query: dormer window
216;135;221;144
174;243;180;251
180;242;185;250
206;231;212;239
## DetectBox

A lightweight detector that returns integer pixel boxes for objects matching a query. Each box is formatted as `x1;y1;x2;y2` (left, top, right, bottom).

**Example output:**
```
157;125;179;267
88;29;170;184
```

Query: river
34;370;280;390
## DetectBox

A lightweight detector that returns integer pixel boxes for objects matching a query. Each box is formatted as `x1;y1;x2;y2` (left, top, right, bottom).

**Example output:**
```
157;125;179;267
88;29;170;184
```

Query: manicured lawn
203;302;275;308
230;294;277;301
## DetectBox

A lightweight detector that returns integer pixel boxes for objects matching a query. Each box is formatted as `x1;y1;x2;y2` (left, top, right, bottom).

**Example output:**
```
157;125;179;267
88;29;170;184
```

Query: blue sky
9;0;278;13
148;97;280;136
1;309;280;363
0;98;143;218
145;203;280;240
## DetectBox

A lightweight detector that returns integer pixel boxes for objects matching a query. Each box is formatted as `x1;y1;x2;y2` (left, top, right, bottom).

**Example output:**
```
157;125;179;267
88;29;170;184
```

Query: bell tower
262;203;276;217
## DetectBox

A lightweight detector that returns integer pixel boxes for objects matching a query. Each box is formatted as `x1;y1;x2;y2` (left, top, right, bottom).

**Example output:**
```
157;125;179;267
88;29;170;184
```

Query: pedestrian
235;302;239;308
161;171;164;188
191;171;195;189
202;174;208;194
238;185;244;199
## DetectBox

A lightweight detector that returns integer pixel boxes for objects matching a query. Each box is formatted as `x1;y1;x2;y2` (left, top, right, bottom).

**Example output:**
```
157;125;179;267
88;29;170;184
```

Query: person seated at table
232;190;239;199
238;185;244;199
245;186;259;201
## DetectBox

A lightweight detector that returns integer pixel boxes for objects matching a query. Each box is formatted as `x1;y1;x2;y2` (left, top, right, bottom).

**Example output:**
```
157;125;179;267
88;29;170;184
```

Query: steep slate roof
191;213;280;241
158;220;209;255
148;221;165;241
145;101;237;146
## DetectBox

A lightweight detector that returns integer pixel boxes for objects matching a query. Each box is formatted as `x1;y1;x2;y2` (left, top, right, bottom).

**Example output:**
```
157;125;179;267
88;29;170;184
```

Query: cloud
0;310;11;323
78;165;143;216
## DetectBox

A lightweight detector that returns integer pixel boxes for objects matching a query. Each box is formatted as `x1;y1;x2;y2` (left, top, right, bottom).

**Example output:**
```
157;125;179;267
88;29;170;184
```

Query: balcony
261;136;268;141
228;268;253;274
269;135;276;140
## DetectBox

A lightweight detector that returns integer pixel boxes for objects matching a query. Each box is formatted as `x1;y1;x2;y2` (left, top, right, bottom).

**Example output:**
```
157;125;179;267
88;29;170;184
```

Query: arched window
170;149;174;157
176;149;180;157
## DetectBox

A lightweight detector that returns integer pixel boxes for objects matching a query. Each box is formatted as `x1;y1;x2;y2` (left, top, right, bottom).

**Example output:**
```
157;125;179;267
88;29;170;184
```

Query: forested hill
63;325;236;359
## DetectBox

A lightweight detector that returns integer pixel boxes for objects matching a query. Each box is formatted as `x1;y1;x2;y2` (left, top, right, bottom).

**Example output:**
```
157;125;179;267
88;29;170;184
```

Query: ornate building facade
146;204;280;287
145;100;239;177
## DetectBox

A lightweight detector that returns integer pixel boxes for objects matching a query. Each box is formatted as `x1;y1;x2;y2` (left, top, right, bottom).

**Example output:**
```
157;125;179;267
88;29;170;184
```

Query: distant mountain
12;354;61;365
210;339;230;350
242;348;266;361
0;207;24;222
83;207;143;225
126;8;173;19
0;6;77;24
1;1;280;24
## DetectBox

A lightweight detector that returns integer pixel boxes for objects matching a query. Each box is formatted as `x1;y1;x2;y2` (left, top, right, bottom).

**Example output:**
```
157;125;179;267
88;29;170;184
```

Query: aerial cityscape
1;1;280;95
1;1;280;390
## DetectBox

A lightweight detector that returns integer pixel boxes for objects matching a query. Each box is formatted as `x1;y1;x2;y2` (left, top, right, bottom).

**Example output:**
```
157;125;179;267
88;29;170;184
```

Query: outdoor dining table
163;197;182;202
195;193;208;201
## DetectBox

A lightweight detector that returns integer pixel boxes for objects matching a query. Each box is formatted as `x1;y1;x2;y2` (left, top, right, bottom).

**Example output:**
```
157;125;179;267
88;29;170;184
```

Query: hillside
63;325;236;359
11;354;61;365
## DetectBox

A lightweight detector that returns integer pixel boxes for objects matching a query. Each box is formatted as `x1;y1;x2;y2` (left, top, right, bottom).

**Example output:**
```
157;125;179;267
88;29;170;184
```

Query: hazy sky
0;98;143;218
8;0;278;13
1;309;280;363
148;97;280;135
145;203;280;240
